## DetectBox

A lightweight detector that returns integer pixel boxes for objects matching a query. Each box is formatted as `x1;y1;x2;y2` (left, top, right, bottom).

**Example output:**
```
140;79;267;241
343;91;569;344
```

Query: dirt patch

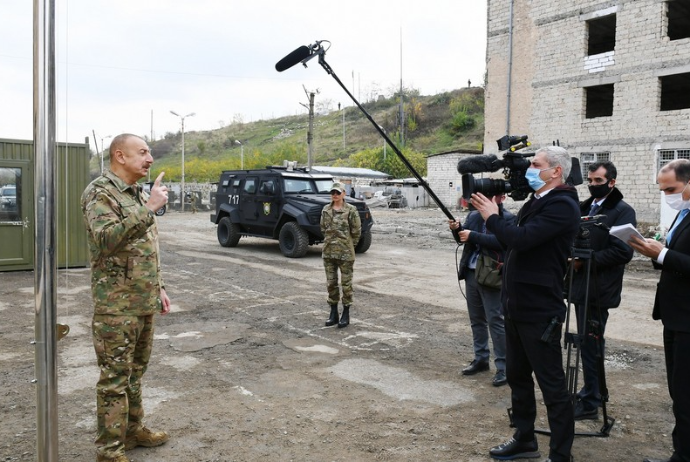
0;208;675;461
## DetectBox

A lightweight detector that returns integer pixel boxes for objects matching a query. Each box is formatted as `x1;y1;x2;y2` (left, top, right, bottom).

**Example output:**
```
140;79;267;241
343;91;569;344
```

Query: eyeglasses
330;191;342;195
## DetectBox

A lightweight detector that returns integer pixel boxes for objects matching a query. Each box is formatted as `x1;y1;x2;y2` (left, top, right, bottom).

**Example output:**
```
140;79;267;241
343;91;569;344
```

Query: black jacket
570;187;636;308
458;207;516;281
652;209;690;332
486;185;580;322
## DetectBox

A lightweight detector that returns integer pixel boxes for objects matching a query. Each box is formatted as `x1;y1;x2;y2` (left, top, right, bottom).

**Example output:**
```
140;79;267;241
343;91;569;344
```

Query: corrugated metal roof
310;166;391;179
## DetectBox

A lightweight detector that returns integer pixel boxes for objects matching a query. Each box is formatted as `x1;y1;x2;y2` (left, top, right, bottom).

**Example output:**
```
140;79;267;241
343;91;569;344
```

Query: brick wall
485;0;690;222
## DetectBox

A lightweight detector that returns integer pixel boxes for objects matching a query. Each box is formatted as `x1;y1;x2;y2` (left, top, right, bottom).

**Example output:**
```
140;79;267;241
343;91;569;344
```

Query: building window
580;152;611;177
660;73;690;111
587;14;616;55
667;0;690;41
585;84;614;118
658;149;690;170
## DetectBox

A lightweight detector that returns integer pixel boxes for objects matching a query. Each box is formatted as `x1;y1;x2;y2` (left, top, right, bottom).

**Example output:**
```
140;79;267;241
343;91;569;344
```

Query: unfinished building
484;0;690;224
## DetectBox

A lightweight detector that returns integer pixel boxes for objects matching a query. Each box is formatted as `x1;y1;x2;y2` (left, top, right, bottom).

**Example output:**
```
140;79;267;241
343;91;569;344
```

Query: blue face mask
525;168;546;191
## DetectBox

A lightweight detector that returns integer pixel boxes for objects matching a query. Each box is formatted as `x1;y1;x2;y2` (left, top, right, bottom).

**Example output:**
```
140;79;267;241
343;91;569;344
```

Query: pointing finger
153;171;165;187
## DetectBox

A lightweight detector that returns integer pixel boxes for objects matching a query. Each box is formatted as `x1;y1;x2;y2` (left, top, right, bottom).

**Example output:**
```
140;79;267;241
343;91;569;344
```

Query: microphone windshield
457;154;501;174
275;46;312;72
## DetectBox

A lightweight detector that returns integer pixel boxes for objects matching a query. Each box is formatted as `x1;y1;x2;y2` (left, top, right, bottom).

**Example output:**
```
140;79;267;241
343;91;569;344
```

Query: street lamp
235;140;244;170
100;134;112;174
377;125;386;161
170;110;195;212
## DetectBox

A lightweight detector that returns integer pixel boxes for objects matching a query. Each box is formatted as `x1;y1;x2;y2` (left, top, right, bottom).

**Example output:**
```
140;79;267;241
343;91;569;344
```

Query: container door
0;161;33;270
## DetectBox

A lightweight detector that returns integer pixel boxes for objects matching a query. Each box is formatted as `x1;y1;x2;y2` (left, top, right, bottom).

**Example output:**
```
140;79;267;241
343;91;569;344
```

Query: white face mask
665;182;690;210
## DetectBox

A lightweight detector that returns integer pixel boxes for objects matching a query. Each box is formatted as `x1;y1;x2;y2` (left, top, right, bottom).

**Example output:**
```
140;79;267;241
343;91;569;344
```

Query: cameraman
449;194;515;387
472;146;580;462
570;161;636;421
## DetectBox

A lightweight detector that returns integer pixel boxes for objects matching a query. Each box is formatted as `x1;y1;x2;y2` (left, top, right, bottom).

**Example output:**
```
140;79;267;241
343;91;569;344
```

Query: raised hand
146;172;169;213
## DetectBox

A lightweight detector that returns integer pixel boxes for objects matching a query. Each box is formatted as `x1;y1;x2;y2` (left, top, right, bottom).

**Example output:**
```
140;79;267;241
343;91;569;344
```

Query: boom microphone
275;45;312;72
457;154;502;174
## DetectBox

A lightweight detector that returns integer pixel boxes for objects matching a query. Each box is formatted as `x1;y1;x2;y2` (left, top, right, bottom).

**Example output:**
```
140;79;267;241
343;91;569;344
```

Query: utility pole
399;28;405;147
300;85;318;169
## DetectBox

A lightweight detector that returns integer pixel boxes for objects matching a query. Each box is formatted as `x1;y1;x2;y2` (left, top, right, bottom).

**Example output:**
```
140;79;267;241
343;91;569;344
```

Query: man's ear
113;149;125;165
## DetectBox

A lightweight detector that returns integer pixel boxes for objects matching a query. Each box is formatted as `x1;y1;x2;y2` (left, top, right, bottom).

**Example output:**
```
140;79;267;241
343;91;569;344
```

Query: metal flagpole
33;0;60;459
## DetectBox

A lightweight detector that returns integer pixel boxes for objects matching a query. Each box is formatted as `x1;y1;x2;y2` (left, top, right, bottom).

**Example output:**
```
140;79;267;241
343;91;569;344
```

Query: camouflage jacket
81;171;164;316
320;202;361;261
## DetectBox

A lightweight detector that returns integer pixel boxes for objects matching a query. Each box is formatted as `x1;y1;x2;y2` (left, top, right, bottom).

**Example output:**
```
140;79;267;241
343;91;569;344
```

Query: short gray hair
536;146;571;182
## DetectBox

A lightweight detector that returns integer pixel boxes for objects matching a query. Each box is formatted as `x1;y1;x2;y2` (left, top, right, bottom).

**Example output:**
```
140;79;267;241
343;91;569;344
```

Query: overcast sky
0;1;487;148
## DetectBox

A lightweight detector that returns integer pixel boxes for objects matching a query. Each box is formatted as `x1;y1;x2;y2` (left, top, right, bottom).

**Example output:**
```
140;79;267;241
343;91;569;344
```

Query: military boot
325;304;339;326
124;426;169;450
96;452;130;462
338;305;350;328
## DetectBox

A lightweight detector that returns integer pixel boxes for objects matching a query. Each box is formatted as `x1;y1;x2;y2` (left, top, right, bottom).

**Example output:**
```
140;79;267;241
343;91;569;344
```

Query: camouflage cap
329;182;346;193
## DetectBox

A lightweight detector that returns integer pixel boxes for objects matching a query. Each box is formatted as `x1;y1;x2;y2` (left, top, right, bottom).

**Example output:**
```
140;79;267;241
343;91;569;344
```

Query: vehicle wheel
354;231;372;254
279;221;309;258
155;205;166;216
217;216;241;247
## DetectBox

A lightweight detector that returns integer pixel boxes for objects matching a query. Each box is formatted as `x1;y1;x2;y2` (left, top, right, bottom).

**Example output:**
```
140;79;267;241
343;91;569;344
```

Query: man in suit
472;146;580;462
570;161;636;420
449;194;515;387
629;159;690;462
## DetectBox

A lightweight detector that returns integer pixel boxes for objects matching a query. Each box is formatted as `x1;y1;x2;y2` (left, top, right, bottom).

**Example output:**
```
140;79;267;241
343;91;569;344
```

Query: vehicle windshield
314;179;334;194
283;178;315;194
1;187;16;196
282;177;334;194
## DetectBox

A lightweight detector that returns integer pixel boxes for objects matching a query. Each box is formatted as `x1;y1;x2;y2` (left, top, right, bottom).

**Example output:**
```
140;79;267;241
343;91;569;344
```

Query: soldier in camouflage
320;182;362;328
81;134;171;462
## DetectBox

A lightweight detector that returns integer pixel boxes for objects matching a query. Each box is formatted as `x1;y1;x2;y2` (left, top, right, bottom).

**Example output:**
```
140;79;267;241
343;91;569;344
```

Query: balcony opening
585;84;614;118
587;14;616;56
667;0;690;40
660;73;690;111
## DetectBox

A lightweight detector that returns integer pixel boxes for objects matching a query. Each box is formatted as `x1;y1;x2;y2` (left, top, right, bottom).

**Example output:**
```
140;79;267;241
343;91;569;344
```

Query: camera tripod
561;226;616;437
508;220;616;438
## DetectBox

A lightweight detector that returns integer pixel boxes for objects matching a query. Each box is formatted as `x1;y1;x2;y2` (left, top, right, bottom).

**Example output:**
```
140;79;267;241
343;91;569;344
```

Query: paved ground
0;208;676;461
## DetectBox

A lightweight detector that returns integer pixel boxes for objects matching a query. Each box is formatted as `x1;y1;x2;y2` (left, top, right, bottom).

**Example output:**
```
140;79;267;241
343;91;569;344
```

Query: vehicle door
240;176;259;225
0;161;33;270
254;177;280;233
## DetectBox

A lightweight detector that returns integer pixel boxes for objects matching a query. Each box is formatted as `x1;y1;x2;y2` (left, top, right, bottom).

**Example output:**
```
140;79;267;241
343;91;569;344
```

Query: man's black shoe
541;456;574;462
573;400;598;420
492;370;508;387
642;458;671;462
461;360;490;376
489;437;540;460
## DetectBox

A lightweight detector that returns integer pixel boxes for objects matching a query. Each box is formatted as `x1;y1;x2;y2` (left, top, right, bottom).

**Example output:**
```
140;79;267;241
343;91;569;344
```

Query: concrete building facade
427;150;482;211
484;0;690;224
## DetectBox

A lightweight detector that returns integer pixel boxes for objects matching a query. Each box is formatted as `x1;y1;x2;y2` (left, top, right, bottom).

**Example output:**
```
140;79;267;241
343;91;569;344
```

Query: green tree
349;146;426;178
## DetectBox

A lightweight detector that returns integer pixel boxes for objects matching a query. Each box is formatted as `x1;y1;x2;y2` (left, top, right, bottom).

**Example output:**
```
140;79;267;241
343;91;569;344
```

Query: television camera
458;135;583;201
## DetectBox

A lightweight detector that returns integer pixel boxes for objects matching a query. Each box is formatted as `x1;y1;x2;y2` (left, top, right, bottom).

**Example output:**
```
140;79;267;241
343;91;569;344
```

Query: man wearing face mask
471;146;580;462
629;159;690;462
570;161;636;421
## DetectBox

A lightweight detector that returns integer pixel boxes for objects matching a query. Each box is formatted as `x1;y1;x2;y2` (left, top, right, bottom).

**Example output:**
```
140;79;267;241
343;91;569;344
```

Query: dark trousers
506;317;574;462
663;328;690;462
575;304;610;410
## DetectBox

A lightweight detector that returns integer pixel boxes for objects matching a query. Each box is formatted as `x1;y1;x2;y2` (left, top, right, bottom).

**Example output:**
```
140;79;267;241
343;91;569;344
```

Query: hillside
100;87;485;182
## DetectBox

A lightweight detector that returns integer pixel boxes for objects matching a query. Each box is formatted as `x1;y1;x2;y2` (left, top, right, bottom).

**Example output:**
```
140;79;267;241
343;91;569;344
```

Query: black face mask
588;182;612;199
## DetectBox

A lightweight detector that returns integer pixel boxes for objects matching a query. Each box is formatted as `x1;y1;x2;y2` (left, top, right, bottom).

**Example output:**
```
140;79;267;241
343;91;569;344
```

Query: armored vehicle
210;167;374;258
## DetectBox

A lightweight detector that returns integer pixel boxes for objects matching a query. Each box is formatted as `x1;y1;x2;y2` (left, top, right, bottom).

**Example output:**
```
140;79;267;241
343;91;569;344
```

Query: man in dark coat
630;159;690;462
570;161;636;420
450;194;516;387
472;146;580;462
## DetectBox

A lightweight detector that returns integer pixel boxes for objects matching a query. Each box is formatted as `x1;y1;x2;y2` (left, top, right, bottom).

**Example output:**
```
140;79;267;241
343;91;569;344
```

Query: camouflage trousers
92;314;154;456
323;258;354;306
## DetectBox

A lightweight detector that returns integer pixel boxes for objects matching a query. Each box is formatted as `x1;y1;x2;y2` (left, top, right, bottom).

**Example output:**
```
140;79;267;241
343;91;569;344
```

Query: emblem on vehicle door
263;202;271;215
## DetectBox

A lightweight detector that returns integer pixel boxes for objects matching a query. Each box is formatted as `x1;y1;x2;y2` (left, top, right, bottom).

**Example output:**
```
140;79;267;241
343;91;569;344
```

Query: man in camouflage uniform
320;182;361;328
81;133;171;462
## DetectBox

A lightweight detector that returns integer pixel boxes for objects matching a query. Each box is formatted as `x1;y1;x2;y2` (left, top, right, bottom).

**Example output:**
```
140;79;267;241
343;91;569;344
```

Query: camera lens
461;174;509;200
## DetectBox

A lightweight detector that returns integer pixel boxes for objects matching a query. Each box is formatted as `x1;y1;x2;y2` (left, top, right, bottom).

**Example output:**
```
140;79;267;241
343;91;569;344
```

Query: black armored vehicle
210;166;374;258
